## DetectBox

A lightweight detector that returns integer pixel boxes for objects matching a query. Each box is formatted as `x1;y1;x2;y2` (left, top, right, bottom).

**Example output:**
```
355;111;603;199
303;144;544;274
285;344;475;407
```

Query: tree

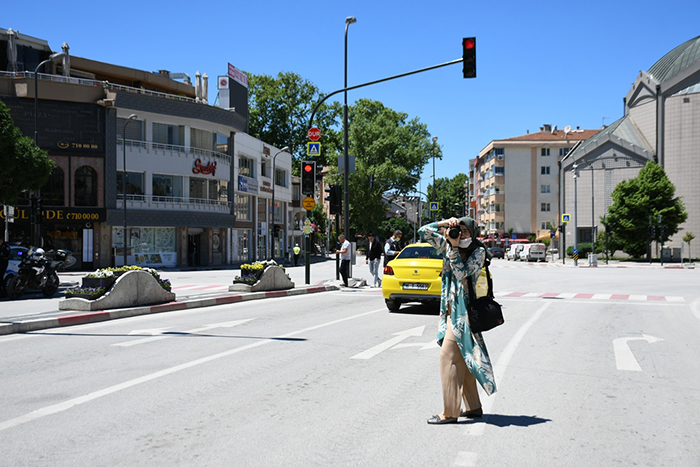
426;174;469;221
337;99;437;237
246;71;342;174
0;101;55;204
606;162;688;258
683;232;695;261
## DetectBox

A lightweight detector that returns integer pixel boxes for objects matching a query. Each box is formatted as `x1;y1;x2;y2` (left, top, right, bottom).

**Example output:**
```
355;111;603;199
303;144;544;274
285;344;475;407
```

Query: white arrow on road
113;319;256;348
613;334;664;371
350;325;425;360
127;328;171;336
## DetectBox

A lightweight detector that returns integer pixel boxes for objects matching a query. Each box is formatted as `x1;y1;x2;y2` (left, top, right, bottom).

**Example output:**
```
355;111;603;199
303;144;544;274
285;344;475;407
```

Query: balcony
118;139;231;165
117;194;230;213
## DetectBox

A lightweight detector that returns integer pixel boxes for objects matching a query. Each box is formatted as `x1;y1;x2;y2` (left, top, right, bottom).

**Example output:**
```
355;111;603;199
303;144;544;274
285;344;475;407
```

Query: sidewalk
0;283;341;336
549;258;696;269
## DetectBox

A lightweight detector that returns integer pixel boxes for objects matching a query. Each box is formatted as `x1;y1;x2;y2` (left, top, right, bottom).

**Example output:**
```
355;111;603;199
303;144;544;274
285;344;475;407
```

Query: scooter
6;248;70;300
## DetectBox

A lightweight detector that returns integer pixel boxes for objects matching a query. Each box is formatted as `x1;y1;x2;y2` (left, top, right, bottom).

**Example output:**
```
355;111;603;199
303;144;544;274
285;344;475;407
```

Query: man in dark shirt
365;233;383;287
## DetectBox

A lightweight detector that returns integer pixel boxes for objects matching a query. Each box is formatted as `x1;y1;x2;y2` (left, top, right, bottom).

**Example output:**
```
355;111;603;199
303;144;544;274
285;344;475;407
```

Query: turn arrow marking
350;325;425;360
114;319;256;348
613;334;664;371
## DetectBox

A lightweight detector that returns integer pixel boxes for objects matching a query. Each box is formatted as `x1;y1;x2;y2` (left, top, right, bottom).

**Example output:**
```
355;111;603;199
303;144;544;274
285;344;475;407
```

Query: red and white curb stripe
0;285;338;336
495;291;685;302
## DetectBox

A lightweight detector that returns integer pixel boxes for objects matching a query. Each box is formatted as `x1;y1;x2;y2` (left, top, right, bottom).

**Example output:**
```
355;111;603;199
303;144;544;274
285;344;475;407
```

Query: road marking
613;334;664;371
0;308;383;433
494;291;684;302
465;302;551;437
113;319;255;347
350;326;425;359
392;340;439;350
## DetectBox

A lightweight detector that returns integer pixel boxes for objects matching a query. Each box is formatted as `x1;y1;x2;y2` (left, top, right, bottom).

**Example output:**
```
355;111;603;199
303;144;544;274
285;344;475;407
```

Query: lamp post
122;114;138;267
573;162;579;267
270;146;289;260
343;16;356;278
34;52;67;143
431;136;438;221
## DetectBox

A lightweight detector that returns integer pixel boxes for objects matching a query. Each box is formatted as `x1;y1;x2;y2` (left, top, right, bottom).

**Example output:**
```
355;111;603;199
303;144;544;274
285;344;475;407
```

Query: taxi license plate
403;283;428;291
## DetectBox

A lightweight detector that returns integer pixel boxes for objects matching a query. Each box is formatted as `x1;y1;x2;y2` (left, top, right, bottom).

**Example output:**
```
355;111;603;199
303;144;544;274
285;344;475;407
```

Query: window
74;166;98;206
219;180;229;202
541;166;551;175
117;117;144;141
153;123;183;147
215;133;229;154
541;222;548;230
190;128;213;151
261;159;269;178
540;203;551;212
559;148;570;156
541;184;551;193
41;167;65;206
234;194;252;221
541;148;550;156
208;179;219;200
275;168;287;187
190;177;207;199
239;156;255;178
494;166;505;176
117;171;144;198
152;174;184;200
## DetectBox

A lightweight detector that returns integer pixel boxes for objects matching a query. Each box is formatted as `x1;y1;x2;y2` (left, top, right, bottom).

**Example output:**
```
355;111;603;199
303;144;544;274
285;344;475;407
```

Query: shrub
566;242;593;257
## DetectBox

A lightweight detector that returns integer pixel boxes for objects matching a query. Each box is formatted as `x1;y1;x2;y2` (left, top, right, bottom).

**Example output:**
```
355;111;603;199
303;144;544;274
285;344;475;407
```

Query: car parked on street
506;244;524;261
382;243;443;312
489;247;505;259
519;243;547;262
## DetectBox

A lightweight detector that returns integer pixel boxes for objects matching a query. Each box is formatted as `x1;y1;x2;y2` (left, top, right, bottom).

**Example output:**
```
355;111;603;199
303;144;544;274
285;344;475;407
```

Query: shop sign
238;175;258;194
0;206;106;223
192;158;217;176
260;180;273;194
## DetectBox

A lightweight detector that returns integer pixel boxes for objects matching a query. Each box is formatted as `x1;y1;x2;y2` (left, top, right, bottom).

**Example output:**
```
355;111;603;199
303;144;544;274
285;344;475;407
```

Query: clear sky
5;0;700;185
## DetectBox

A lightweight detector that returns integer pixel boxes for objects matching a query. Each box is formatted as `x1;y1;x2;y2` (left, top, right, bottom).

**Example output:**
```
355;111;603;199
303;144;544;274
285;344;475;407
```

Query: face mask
458;238;472;248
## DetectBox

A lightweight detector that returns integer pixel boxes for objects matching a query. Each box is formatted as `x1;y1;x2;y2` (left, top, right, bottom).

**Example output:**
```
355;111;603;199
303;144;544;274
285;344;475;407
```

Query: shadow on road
471;413;551;427
390;303;440;316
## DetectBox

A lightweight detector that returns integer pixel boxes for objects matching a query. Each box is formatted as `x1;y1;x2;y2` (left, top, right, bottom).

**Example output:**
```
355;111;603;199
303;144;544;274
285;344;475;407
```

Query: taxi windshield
397;246;442;260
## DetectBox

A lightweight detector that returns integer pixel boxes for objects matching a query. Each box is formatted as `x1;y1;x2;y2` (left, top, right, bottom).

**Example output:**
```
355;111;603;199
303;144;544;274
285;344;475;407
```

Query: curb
0;285;339;336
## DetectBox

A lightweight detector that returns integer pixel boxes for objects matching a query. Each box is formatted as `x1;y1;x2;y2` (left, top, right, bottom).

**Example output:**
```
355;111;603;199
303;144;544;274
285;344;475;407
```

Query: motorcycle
6;248;70;300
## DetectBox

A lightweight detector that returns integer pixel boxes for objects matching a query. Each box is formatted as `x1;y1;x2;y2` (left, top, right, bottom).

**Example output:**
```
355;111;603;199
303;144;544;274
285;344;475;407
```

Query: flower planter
82;276;116;290
65;292;104;300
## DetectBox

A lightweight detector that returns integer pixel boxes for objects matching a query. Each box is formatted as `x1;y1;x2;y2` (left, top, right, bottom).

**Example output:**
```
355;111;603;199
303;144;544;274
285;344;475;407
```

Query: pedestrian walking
365;233;383;287
335;234;351;287
293;243;301;266
384;229;402;267
418;216;496;425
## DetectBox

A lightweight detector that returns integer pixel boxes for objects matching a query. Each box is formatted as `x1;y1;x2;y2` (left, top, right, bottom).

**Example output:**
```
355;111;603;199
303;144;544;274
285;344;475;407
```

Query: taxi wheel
385;299;401;312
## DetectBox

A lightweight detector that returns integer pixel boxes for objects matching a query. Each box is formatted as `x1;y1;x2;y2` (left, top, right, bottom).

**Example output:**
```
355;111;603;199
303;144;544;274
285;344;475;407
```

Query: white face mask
458;238;472;248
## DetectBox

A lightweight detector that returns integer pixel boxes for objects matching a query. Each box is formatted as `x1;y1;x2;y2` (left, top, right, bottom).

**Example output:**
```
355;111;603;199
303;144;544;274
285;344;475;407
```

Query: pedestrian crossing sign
562;213;571;223
430;202;439;211
307;142;321;156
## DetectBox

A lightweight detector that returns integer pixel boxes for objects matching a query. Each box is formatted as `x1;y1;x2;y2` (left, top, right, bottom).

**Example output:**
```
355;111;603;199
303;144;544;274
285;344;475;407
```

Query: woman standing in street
418;216;496;425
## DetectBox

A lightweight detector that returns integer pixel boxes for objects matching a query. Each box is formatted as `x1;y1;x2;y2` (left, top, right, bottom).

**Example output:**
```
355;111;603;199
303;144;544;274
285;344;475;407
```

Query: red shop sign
192;158;217;176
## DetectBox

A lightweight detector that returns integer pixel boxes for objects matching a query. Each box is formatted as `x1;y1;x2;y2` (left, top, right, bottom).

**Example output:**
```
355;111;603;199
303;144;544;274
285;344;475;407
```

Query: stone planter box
230;265;294;292
65;292;103;300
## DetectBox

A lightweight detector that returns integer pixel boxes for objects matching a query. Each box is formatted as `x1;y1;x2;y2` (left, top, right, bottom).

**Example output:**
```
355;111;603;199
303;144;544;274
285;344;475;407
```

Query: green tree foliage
246;71;342;174
378;217;413;245
426;174;469;221
0;101;55;204
606;162;687;258
594;230;623;258
334;99;437;238
683;232;695;261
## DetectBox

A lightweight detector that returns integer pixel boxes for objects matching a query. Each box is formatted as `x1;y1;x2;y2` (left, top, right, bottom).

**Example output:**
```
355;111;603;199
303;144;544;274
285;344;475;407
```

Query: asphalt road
1;262;699;466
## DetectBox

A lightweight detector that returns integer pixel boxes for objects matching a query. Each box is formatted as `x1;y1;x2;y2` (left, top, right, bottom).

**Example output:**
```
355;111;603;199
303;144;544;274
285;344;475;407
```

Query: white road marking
613;334;664;371
0;308;383;432
350;326;425;359
628;294;646;301
113;319;255;347
465;302;551;437
592;294;612;300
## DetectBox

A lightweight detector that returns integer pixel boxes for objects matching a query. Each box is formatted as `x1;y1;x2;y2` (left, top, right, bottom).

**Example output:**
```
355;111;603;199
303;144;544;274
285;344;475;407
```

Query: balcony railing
117;194;230;212
118;139;231;165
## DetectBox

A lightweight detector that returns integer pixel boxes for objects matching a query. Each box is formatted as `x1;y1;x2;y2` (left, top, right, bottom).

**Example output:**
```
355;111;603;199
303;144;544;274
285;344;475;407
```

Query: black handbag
465;261;504;333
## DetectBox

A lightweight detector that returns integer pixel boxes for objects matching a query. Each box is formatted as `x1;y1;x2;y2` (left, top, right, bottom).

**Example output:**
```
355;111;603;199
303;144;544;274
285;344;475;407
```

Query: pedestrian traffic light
325;184;341;215
315;164;324;180
301;161;315;196
462;37;476;78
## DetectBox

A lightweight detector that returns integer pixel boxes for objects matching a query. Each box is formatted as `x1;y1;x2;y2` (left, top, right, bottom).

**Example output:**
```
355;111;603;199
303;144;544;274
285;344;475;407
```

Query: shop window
74;166;98;206
41;167;65;206
235;194;251;221
152;174;184;200
117;171;144;198
190;177;206;200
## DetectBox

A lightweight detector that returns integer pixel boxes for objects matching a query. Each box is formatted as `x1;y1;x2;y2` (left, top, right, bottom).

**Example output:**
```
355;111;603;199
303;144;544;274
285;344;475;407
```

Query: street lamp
343;15;356;278
270;145;289;260
123;114;138;267
431;136;438;221
34;52;67;143
573;162;579;267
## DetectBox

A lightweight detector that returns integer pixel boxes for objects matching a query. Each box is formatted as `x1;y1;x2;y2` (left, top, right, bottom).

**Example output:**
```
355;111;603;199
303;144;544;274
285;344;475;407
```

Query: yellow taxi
382;243;443;311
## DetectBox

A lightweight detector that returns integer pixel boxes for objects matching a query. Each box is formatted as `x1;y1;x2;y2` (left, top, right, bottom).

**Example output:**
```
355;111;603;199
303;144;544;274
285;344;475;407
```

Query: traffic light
315;164;324;180
325;184;341;215
301;161;315;196
462;37;476;78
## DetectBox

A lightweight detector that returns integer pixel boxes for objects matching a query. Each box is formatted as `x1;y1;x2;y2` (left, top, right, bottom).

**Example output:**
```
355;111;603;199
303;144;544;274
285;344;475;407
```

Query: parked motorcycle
6;248;70;300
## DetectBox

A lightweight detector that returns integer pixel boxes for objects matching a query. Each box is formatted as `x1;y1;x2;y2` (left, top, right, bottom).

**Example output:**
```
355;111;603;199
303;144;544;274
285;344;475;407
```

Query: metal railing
118;139;231;165
117;193;230;211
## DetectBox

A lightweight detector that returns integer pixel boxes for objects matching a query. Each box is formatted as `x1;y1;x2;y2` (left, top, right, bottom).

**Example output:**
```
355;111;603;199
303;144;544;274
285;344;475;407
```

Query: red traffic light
303;164;313;172
463;38;475;49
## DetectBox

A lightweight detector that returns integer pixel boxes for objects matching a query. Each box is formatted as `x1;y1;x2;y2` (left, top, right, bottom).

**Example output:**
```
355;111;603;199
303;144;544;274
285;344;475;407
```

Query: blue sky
5;0;700;185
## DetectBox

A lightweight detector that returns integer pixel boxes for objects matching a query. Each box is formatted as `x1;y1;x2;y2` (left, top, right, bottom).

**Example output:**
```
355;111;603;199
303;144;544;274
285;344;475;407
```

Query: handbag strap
466;258;494;301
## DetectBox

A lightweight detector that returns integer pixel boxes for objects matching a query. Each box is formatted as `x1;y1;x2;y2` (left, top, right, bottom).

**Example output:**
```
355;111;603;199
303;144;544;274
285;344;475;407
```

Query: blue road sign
307;142;321;156
429;202;439;211
562;213;571;223
573;248;579;254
